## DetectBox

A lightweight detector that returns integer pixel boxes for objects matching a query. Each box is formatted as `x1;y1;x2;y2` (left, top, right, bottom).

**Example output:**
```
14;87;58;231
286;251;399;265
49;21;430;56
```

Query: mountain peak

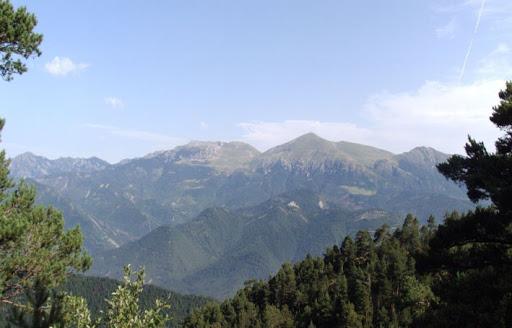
408;146;443;154
256;133;394;168
144;140;260;172
263;133;335;154
14;151;43;160
287;133;332;146
185;140;229;148
397;146;450;165
293;132;326;141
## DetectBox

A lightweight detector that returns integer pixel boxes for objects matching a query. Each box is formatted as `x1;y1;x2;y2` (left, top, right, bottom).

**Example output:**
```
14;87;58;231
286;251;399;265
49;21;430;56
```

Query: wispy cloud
363;79;502;152
85;124;186;145
45;56;89;76
436;18;457;39
105;97;124;109
458;0;487;82
477;43;512;79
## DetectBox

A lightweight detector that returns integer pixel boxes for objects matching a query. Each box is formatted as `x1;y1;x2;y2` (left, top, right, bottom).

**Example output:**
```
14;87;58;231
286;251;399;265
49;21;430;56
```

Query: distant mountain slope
30;179;157;255
10;152;109;179
11;134;473;254
91;191;401;299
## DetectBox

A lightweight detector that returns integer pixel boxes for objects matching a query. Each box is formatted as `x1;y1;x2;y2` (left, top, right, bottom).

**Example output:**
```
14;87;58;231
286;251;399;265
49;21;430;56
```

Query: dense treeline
183;209;511;327
183;215;435;328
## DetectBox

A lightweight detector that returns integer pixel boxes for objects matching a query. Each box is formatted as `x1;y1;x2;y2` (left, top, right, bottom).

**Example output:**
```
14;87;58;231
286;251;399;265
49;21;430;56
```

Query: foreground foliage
0;0;42;80
61;275;210;327
61;266;170;328
418;81;512;326
0;118;91;309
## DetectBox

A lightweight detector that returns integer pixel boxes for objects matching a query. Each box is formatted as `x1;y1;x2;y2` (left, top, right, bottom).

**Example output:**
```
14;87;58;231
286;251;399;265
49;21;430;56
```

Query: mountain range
9;133;474;297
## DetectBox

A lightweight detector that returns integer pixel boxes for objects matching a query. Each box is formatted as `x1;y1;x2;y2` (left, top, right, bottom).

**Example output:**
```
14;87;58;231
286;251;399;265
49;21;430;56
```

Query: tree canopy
183;217;435;328
416;81;512;326
0;118;92;309
0;0;42;80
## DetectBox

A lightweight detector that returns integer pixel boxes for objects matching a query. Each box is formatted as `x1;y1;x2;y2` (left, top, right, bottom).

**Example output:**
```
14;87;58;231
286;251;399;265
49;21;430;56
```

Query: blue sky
1;0;511;162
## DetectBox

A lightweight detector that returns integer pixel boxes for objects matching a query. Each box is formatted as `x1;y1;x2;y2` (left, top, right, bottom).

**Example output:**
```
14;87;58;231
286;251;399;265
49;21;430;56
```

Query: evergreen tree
0;119;91;309
0;0;43;80
0;1;86;316
183;216;434;328
6;281;67;328
420;81;512;326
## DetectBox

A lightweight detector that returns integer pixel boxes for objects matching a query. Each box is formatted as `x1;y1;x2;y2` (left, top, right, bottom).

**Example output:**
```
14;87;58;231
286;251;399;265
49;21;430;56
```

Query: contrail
458;0;487;82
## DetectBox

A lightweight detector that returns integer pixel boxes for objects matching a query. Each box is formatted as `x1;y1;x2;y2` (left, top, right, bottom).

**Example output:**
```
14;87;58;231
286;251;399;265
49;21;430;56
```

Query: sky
1;0;511;163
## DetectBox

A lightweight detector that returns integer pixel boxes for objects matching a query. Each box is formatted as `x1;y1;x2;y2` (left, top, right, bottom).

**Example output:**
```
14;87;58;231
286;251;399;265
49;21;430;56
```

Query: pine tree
182;215;435;328
0;0;43;80
6;280;68;328
0;120;91;309
0;0;86;314
420;81;512;326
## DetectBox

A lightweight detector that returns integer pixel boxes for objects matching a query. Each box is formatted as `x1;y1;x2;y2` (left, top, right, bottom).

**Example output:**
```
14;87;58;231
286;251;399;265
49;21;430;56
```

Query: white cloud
105;97;124;109
45;56;89;76
436;18;457;39
477;43;512;79
200;121;209;129
238;80;504;154
363;79;503;153
85;124;186;146
238;120;372;151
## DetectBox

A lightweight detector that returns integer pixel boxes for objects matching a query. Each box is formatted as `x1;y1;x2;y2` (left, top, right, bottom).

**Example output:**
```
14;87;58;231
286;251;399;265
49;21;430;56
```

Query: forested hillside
183;215;436;327
91;191;401;298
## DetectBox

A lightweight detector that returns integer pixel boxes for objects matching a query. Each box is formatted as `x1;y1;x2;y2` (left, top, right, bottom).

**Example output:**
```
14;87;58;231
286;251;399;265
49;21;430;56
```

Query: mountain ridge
9;133;472;257
10;152;110;179
11;133;454;171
